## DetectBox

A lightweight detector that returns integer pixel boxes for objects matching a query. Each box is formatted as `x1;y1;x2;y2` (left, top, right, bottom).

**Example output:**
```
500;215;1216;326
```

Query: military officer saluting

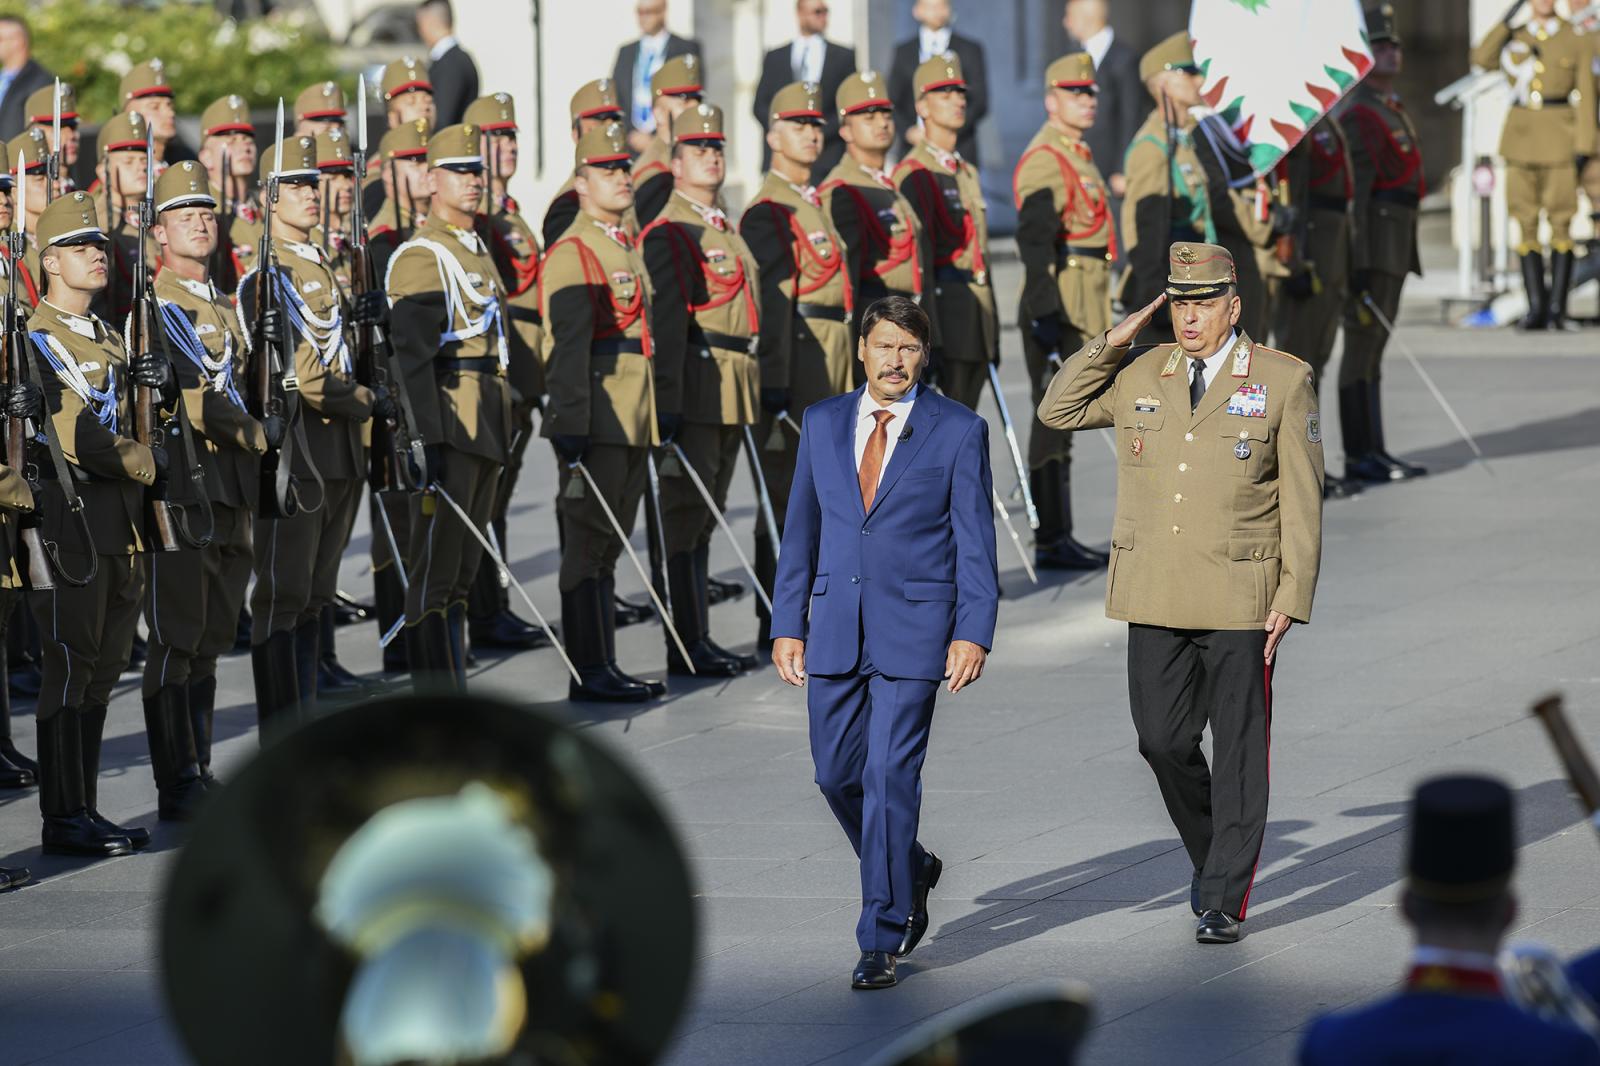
1038;244;1324;945
28;192;171;858
143;161;267;813
739;82;853;650
385;123;514;690
544;79;626;247
640;103;760;678
894;53;995;411
1472;0;1595;330
1015;53;1116;572
631;55;705;227
1340;6;1427;484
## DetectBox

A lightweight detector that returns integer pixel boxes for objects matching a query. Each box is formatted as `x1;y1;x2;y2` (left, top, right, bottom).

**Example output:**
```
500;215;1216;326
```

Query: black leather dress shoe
90;811;151;850
0;865;30;890
43;813;133;858
706;576;745;605
569;666;654;704
1195;909;1241;944
613;596;654;627
1035;538;1109;571
851;951;897;990
0;750;32;789
668;639;747;678
1190;871;1201;918
469;610;550;650
1375;451;1427;480
609;665;666;697
897;850;942;956
703;637;758;672
1323;473;1362;500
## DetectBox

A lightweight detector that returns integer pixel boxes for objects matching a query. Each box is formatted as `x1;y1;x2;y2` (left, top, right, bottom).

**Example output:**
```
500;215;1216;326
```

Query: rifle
247;100;298;519
212;147;230;285
127;116;180;551
45;78;60;206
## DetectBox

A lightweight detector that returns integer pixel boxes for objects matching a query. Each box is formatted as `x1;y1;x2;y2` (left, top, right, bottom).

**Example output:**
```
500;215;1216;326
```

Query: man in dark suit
1064;0;1143;241
612;0;702;155
771;296;999;991
415;0;479;127
0;16;55;143
753;0;856;183
888;0;989;167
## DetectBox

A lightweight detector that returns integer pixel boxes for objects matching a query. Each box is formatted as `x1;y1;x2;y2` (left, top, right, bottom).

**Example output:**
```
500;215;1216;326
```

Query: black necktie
1190;358;1206;412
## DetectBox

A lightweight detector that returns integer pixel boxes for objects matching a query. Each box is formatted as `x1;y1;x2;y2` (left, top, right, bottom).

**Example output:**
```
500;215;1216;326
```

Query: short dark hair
0;15;30;43
417;0;454;27
860;296;930;350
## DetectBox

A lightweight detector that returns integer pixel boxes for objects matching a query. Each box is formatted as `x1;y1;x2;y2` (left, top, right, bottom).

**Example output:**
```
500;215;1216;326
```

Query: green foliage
2;0;341;122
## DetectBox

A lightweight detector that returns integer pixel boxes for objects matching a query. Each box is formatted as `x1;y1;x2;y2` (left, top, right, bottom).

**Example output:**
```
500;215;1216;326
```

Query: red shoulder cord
758;199;852;314
1305;131;1354;199
638;216;759;333
818;179;922;295
894;159;985;278
1;247;39;306
480;214;541;297
1012;145;1116;259
539;235;652;357
1347;103;1424;196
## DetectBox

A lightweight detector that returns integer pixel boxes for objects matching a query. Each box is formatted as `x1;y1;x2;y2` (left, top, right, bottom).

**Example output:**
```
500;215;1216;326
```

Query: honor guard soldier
1038;244;1324;945
1300;776;1600;1066
368;119;432;274
361;57;437;221
1472;0;1595;330
821;71;932;339
385;123;513;690
0;365;38;888
2;141;43;307
315;127;357;292
295;80;349;138
1015;53;1117;571
542;121;665;702
631;55;705;226
1276;116;1362;500
894;53;995;411
143;162;266;814
92;111;156;325
28;191;171;858
196;94;260;292
1340;7;1427;484
462;91;550;651
24;82;77;196
544;79;626;247
119;59;180;169
740;82;853;651
240;135;384;725
640;103;760;678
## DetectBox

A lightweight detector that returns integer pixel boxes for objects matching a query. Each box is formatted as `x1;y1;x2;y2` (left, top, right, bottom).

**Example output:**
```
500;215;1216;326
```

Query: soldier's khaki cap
379;119;431;161
574;121;630;170
465;93;517;132
1046;54;1097;91
7;128;49;173
37;190;107;248
1364;3;1400;45
201;94;254;137
99;111;151;152
767;81;823;126
381;56;433;101
121;58;173;103
672;102;725;144
296;80;347;121
259;135;320;184
154;160;216;214
836;71;891;117
428;123;483;171
914;53;966;95
316;127;354;171
0;143;9;188
651;54;702;99
1139;32;1198;82
1166;242;1237;299
569;79;624;122
25;82;77;126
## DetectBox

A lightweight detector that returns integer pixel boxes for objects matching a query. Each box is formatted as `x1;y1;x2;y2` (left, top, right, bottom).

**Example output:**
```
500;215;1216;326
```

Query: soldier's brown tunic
821;157;932;342
631;137;674;227
1274;117;1353;389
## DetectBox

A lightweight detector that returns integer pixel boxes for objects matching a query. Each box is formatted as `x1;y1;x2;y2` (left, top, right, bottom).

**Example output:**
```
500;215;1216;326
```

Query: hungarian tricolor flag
1189;0;1374;178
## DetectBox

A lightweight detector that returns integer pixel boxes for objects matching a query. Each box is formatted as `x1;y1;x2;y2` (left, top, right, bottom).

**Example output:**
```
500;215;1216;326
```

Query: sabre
1360;293;1492;475
431;482;580;685
781;412;802;435
992;488;1038;585
986;362;1039;530
669;442;774;615
645;452;674;623
741;424;781;562
47;78;60;204
571;460;696;672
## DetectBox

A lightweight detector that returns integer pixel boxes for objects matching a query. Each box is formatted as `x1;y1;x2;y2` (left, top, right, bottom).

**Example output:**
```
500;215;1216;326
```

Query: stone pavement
2;249;1599;1065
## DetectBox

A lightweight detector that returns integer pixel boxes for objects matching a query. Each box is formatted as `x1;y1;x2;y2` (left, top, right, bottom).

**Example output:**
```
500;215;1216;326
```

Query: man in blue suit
771;295;999;991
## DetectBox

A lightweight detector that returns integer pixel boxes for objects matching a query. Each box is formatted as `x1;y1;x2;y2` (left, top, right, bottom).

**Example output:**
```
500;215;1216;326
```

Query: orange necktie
859;409;893;511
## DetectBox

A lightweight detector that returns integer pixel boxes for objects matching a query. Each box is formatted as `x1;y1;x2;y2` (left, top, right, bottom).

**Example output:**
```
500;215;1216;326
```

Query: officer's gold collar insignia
1160;347;1182;377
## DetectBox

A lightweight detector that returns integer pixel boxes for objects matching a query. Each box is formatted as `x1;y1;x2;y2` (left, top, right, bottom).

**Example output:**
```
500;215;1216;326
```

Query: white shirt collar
1187;330;1238;391
858;383;919;422
169;274;217;301
639;28;670;52
919;26;952;58
1083;26;1115;69
429;34;458;61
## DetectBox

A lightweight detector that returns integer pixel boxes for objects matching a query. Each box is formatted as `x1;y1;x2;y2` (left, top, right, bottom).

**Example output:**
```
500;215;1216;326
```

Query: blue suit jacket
770;386;999;681
1300;993;1600;1065
1572;947;1600;1004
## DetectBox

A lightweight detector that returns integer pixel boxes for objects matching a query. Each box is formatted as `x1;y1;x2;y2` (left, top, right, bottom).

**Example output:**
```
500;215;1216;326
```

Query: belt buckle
974;270;987;286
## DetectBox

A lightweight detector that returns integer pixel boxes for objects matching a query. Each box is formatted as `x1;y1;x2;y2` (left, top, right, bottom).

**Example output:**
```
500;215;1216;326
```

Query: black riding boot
600;573;665;696
1549;249;1577;331
143;685;207;821
1519;250;1549;330
373;565;408;674
1367;380;1426;479
251;630;301;736
39;707;130;857
446;603;468;689
317;605;365;696
1032;462;1107;570
695;543;756;671
1341;383;1390;482
81;702;150;849
565;579;652;703
0;641;34;787
293;617;320;715
187;674;218;785
665;551;743;677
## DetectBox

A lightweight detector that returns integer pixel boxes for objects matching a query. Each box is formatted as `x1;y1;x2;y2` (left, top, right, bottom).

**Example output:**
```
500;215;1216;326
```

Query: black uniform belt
435;356;502;373
795;303;846;322
1372;188;1419;208
689;328;757;355
1056;244;1113;261
592;337;646;356
506;306;543;326
1516;99;1569;108
1309;194;1348;213
935;265;980;283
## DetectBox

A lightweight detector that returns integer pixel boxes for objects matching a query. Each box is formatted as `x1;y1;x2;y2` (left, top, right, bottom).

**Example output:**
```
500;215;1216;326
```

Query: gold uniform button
1252;549;1263;561
1184;432;1194;442
1239;430;1250;440
1172;525;1181;535
1173;493;1183;502
1178;463;1188;472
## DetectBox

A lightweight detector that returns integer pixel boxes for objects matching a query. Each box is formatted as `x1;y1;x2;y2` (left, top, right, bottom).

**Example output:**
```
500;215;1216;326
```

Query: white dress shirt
1082;26;1115;70
919;26;952;61
854;385;920;492
792;33;825;83
633;29;671;130
428;34;459;61
1186;330;1238;395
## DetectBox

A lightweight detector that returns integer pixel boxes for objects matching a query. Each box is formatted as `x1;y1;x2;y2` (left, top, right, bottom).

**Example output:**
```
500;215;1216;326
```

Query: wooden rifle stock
1;306;53;590
131;191;179;551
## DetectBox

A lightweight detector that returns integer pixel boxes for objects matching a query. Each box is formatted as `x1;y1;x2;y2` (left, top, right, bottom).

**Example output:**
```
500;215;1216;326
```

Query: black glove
261;413;285;450
656;410;682;444
1269;203;1298;238
370;384;397;423
760;387;791;416
551;434;588;464
149;443;170;480
1349;268;1373;300
131;351;171;390
1578;155;1591;180
6;382;42;423
259;308;285;352
422;442;447;486
1283;264;1317;300
353;289;389;327
1029;315;1063;357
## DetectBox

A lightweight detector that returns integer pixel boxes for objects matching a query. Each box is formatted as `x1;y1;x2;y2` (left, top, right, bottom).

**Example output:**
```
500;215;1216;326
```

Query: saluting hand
1264;610;1292;666
1106;294;1167;349
945;640;987;694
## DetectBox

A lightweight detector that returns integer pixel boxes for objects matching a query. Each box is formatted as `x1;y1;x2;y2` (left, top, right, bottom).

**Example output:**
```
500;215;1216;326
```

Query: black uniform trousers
1128;623;1272;919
